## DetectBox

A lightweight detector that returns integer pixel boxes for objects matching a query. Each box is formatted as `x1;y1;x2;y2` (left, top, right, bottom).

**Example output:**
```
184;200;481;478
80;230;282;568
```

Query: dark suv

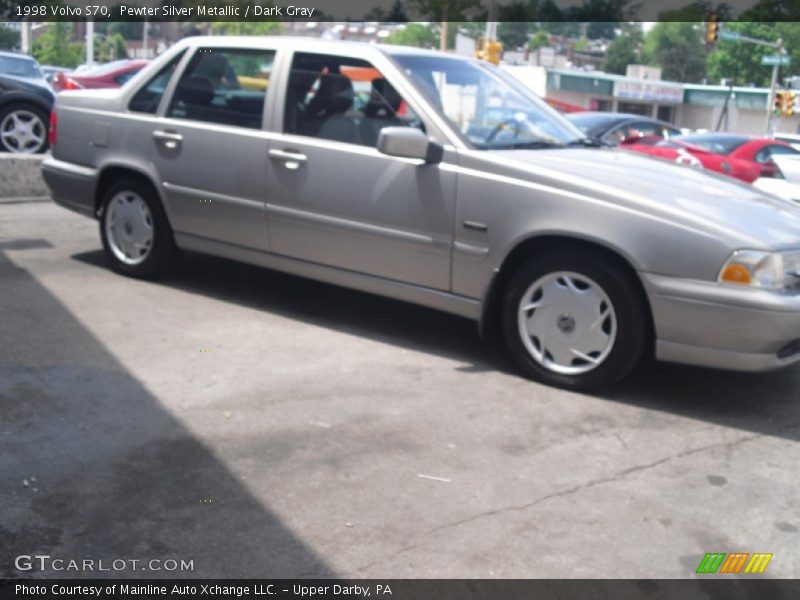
0;50;55;153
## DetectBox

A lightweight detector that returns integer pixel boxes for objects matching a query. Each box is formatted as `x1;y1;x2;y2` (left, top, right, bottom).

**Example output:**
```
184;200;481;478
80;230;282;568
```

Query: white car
753;154;800;204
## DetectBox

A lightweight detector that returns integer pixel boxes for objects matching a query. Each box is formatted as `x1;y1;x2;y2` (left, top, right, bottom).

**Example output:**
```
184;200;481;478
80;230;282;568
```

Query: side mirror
377;127;443;164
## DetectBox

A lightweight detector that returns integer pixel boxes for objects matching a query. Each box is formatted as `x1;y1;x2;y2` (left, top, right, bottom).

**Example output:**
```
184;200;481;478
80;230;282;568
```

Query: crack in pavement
355;422;800;575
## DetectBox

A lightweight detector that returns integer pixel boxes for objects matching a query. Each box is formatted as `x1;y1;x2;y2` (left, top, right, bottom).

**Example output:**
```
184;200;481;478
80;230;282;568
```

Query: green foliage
209;22;282;36
603;28;641;74
383;23;439;49
408;0;482;21
0;23;19;50
528;30;551;51
573;37;590;52
32;22;82;68
365;0;407;21
706;22;778;86
95;32;128;63
642;21;707;83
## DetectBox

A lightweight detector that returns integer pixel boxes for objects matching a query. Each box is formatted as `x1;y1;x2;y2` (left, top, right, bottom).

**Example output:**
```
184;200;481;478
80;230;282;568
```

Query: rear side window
166;48;275;130
129;51;185;114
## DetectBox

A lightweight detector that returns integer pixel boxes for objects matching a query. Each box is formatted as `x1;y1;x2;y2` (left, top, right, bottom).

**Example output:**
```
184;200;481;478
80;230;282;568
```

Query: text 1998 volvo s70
43;37;800;390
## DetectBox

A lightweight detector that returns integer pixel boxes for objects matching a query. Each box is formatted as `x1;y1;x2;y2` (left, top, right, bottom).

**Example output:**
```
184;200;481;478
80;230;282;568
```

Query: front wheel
99;178;177;279
501;250;650;391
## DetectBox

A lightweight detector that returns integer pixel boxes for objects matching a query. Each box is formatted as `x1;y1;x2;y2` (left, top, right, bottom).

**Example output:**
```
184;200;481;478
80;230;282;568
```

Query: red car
625;133;800;183
53;59;149;92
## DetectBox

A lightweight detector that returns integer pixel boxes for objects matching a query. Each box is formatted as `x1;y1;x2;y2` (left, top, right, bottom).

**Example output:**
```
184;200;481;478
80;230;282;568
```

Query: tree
603;27;641;74
96;33;128;63
209;22;282;36
706;22;778;86
32;23;82;68
0;23;19;50
528;30;551;51
383;23;438;49
642;21;707;83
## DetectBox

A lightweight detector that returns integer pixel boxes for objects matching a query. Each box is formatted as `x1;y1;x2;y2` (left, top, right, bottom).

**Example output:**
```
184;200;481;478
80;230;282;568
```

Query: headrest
306;74;354;117
177;77;215;106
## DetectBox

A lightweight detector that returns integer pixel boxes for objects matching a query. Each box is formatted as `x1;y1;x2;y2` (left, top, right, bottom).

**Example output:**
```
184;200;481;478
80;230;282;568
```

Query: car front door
147;46;277;251
264;51;456;291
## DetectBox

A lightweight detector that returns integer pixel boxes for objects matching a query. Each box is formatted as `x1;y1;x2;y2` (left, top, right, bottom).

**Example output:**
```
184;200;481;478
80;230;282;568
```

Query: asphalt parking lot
2;198;800;579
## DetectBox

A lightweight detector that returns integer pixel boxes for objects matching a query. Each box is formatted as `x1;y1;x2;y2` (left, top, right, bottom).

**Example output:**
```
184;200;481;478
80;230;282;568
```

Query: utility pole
85;20;95;66
143;20;149;59
439;0;448;51
765;38;783;136
21;21;31;54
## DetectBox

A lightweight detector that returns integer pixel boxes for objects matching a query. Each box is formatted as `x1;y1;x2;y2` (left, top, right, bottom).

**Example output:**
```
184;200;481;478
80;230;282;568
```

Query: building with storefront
504;63;800;136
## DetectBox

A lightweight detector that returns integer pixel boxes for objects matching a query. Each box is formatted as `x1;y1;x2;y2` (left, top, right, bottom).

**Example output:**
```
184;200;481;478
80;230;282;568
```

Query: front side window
284;52;423;147
394;54;582;149
129;51;185;114
167;48;275;129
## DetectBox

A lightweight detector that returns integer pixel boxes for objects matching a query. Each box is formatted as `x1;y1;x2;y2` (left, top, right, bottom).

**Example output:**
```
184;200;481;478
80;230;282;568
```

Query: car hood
486;147;800;249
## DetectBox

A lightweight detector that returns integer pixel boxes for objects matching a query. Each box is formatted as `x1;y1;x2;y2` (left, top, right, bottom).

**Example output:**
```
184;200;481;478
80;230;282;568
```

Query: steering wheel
485;118;523;143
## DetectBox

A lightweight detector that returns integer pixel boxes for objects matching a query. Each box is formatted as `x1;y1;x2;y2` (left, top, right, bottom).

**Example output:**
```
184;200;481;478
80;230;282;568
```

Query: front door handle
153;130;183;149
269;148;307;170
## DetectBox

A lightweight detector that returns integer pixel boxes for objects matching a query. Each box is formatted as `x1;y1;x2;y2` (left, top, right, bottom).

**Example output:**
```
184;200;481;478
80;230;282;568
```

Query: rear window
676;135;749;155
0;55;42;79
80;60;132;77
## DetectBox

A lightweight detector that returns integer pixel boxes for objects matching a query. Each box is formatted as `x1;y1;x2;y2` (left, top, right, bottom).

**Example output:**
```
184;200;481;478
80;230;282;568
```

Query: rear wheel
99;178;177;278
502;249;649;390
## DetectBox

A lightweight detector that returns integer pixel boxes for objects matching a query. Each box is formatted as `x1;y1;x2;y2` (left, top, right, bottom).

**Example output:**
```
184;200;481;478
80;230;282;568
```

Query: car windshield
0;55;43;79
674;134;749;155
392;54;583;149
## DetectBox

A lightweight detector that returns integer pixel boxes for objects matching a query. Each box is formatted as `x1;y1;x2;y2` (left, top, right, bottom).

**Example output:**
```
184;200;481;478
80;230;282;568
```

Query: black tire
501;248;650;391
0;103;49;154
99;178;178;279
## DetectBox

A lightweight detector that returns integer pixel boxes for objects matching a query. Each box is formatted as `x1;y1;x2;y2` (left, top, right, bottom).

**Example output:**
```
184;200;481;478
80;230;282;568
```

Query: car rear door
146;45;278;251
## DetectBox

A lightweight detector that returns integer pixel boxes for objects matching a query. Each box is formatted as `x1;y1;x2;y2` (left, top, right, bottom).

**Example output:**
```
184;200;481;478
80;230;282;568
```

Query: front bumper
41;157;97;218
643;273;800;372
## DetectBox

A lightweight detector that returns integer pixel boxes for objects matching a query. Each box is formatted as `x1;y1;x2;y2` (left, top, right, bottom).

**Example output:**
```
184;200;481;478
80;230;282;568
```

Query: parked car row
565;112;800;203
42;36;800;391
0;51;148;154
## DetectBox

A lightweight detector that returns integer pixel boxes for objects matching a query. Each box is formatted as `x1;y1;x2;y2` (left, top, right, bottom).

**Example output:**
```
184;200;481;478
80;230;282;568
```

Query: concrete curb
0;154;48;199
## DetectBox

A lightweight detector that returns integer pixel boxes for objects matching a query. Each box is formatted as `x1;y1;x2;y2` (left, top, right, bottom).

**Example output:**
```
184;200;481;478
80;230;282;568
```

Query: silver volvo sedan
42;36;800;390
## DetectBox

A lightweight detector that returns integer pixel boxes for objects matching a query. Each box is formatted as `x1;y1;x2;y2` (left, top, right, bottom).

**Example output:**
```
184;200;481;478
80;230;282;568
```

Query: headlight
719;250;800;291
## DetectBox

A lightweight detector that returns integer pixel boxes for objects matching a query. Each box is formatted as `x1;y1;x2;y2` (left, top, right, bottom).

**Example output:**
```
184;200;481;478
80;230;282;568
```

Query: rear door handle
269;148;307;170
153;130;183;149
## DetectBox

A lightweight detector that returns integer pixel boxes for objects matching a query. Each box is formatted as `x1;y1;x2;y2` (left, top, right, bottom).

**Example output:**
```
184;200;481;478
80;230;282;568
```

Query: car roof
177;35;472;62
0;50;36;61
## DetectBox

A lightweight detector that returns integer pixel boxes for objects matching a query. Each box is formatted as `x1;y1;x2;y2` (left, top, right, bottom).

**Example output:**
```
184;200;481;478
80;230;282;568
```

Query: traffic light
706;14;719;44
475;38;503;65
786;91;798;116
775;91;784;116
485;40;503;65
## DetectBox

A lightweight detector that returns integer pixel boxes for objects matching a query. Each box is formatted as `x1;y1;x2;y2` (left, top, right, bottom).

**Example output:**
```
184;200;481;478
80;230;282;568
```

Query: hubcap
0;110;46;153
105;192;154;266
517;271;617;375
